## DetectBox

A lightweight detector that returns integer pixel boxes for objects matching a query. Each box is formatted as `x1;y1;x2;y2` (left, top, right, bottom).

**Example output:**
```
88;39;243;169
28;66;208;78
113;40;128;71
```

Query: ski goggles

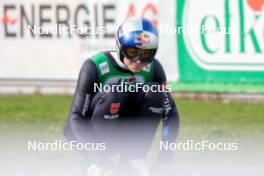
122;47;156;63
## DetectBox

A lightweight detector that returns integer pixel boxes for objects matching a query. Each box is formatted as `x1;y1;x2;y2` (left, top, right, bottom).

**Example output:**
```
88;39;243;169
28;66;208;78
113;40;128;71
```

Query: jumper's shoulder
151;58;167;83
152;58;163;68
89;51;111;65
81;51;111;71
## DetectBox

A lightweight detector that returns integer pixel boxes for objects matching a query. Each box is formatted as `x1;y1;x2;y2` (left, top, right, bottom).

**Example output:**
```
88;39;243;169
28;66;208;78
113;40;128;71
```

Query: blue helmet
116;17;159;63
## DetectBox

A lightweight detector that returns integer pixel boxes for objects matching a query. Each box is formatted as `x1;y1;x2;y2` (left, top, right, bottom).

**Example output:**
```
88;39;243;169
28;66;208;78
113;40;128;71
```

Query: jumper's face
123;57;147;73
123;47;150;73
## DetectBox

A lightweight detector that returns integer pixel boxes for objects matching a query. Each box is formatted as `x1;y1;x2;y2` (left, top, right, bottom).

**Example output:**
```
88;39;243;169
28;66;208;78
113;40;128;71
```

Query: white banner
0;0;178;82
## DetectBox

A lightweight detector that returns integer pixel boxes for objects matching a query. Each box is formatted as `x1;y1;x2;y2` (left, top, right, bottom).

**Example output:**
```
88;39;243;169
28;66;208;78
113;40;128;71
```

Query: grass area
0;94;263;170
170;82;264;93
0;94;263;145
0;94;72;140
177;98;264;140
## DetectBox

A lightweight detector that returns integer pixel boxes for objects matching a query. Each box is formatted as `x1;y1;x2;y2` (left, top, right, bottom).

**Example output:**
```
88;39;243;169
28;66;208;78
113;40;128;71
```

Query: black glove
150;160;174;176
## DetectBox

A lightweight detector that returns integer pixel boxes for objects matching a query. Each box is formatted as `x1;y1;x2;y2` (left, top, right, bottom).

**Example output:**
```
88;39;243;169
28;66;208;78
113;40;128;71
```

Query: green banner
177;0;264;83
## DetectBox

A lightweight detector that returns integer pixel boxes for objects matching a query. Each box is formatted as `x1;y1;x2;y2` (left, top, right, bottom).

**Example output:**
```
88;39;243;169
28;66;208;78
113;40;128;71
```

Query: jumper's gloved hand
114;159;149;176
118;78;129;86
150;159;174;176
117;78;130;95
117;78;144;93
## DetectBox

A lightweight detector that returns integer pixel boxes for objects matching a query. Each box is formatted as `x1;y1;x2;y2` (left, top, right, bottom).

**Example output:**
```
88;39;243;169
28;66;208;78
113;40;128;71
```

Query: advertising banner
178;0;264;83
0;0;178;81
